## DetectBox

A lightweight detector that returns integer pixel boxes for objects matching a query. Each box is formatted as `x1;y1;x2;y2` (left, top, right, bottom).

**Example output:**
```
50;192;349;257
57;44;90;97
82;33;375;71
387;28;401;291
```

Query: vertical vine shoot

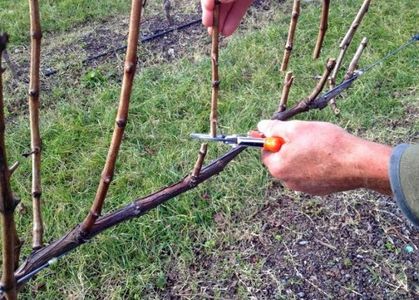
28;0;44;250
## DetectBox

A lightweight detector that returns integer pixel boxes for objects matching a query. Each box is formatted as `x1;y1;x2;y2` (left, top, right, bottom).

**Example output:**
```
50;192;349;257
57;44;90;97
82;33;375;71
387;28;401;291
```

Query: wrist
351;138;392;194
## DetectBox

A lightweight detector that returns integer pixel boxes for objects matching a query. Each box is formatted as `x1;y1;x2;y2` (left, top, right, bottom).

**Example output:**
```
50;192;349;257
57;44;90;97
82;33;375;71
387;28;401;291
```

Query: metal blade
190;133;237;144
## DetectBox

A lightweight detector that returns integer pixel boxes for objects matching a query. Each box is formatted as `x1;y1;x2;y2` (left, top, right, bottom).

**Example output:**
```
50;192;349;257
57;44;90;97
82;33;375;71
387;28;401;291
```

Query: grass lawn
1;0;418;298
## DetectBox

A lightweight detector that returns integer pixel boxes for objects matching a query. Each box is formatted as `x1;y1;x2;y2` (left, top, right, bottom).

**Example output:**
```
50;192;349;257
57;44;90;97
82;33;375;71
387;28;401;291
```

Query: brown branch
15;58;339;281
15;145;247;285
281;0;300;72
278;71;294;112
344;37;368;80
10;1;369;290
191;143;208;179
313;0;330;59
81;0;143;233
210;1;220;137
28;0;43;250
15;58;336;280
0;33;18;300
329;0;371;114
13;57;350;286
273;58;336;120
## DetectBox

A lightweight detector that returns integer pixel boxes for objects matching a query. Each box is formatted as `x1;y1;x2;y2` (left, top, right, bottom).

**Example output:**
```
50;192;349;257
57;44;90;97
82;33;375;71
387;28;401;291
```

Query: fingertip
202;0;215;10
202;11;214;27
221;0;253;37
201;0;215;27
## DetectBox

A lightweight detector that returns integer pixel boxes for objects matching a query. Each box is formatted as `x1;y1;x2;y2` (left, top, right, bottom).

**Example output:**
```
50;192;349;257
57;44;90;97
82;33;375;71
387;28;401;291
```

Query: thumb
257;120;290;138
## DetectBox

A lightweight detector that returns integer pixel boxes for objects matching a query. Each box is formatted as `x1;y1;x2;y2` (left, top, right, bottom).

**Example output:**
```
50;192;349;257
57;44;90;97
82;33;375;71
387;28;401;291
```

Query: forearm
352;138;392;195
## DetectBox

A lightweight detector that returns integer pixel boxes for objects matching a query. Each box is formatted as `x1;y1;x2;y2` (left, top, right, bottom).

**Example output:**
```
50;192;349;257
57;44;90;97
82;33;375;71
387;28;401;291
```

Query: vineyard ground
1;0;418;298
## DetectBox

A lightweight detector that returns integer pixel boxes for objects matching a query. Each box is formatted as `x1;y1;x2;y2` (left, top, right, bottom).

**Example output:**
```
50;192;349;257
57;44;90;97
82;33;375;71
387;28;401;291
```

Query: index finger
257;120;291;138
202;0;237;28
201;0;215;27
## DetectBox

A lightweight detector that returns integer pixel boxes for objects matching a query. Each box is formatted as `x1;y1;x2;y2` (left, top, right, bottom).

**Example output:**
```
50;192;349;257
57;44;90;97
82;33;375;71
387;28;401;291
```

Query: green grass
1;0;418;298
0;0;128;45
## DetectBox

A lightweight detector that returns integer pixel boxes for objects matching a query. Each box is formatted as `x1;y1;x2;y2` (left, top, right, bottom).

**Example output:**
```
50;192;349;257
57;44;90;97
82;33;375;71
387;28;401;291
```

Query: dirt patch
4;4;203;78
161;189;418;299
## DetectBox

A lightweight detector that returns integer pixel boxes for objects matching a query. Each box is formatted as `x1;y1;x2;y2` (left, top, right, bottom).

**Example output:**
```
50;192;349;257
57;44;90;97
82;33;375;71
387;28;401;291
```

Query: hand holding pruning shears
191;119;392;196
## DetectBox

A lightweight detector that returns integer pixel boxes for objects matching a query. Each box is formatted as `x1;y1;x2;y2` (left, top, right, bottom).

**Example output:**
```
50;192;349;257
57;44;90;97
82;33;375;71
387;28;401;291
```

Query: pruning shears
190;131;285;152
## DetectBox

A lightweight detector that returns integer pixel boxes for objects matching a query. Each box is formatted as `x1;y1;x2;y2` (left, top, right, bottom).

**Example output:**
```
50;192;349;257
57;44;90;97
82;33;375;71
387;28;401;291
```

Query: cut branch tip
192;143;208;179
278;71;294;112
8;162;19;176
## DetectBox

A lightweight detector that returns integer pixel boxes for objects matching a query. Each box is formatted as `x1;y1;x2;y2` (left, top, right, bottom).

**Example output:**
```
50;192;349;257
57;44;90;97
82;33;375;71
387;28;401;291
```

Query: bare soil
164;190;419;299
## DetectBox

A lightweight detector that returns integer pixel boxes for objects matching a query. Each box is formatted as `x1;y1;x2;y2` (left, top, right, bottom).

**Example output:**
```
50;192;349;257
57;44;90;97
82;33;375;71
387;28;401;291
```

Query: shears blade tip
190;133;233;143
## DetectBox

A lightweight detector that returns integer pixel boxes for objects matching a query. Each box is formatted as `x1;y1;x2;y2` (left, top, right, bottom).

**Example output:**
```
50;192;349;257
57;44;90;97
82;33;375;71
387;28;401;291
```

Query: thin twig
273;58;336;120
327;85;340;114
278;71;294;112
344;37;368;80
331;0;371;80
0;32;18;300
28;0;44;250
191;143;208;179
314;238;337;251
313;0;330;59
329;0;371;113
281;0;300;72
8;162;19;177
210;1;220;137
81;0;143;233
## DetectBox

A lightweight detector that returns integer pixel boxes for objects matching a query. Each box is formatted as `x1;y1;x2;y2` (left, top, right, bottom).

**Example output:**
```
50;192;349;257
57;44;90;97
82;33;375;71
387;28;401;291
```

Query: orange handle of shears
263;136;285;152
248;130;285;152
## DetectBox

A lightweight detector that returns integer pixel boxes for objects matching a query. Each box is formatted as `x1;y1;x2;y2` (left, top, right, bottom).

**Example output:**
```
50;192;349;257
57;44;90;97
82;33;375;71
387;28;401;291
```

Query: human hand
257;120;392;196
201;0;254;36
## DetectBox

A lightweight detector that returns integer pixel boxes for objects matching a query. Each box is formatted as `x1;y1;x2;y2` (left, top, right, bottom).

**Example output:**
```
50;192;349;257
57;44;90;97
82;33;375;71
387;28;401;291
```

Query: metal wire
361;34;419;73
